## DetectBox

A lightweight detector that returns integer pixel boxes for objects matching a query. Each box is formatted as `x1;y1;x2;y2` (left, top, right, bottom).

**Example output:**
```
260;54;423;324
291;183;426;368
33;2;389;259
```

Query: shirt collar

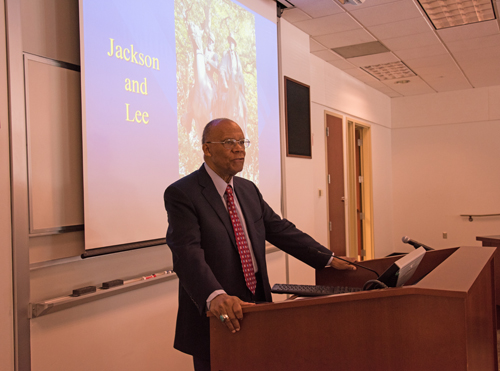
204;163;234;198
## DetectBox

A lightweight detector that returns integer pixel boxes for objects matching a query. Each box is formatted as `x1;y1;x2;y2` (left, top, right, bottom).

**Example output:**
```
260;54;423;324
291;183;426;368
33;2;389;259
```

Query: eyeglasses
205;139;251;149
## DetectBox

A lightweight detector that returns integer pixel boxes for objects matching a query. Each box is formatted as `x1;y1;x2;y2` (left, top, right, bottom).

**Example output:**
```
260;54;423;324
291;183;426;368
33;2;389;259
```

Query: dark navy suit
164;164;332;359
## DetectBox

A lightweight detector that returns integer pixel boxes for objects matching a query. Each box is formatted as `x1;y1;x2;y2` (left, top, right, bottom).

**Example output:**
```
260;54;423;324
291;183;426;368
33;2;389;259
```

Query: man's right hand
209;293;253;333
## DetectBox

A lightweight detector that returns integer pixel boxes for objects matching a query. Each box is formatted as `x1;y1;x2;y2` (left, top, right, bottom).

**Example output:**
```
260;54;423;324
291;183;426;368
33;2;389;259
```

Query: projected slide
176;0;258;182
80;0;279;250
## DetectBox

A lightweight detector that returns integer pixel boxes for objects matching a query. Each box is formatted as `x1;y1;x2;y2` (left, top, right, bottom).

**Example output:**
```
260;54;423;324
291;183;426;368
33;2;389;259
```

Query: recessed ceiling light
417;0;496;30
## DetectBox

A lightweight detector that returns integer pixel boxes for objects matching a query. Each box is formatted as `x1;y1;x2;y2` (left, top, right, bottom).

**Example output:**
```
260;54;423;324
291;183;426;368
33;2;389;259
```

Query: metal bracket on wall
29;270;176;318
460;213;500;222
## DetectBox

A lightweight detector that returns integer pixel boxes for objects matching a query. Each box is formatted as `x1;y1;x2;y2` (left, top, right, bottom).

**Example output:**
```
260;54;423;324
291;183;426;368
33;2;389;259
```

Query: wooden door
326;114;346;255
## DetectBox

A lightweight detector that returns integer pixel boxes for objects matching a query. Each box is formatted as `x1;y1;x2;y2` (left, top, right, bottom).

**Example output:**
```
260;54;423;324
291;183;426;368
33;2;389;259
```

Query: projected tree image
175;0;259;184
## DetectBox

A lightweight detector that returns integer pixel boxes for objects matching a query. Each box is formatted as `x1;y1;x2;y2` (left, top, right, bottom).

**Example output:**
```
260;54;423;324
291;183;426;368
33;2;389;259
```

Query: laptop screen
377;247;426;288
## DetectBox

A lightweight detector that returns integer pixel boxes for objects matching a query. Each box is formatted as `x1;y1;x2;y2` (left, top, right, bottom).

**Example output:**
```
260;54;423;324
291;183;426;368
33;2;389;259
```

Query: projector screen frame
78;0;283;256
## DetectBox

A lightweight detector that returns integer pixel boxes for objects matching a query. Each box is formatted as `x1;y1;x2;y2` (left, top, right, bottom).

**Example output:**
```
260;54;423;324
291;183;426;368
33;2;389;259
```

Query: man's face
203;120;245;182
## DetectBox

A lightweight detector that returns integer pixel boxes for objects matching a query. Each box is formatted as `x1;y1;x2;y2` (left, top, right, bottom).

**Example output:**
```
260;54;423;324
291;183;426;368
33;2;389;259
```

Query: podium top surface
416;245;495;292
477;235;500;243
236;246;496;315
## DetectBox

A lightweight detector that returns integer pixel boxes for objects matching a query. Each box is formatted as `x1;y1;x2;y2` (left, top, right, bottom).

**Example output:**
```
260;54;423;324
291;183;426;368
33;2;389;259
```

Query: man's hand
209;294;254;333
330;256;357;270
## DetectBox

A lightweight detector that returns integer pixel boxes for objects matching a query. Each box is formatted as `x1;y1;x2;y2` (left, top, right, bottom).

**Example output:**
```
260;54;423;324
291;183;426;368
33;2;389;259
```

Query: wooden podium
477;235;500;325
210;247;497;371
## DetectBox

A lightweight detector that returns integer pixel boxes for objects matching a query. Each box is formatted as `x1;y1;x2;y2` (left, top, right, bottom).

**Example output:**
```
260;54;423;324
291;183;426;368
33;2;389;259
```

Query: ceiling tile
382;76;436;95
374;86;402;96
347;52;400;67
445;34;500;53
288;0;500;97
404;54;456;69
436;20;498;42
290;0;343;18
343;67;378;82
369;17;433;40
281;8;312;23
364;78;392;88
423;74;472;92
349;0;422;27
292;13;361;36
451;47;500;87
382;90;404;98
382;31;441;51
361;76;389;86
452;45;500;64
310;38;327;52
313;28;375;49
458;60;500;88
362;79;404;97
341;0;406;10
411;63;463;79
394;43;448;60
311;49;342;61
327;58;357;70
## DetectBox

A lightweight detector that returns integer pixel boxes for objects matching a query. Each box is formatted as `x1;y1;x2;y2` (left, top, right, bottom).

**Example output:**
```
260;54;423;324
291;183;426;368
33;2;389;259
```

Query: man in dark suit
164;118;356;370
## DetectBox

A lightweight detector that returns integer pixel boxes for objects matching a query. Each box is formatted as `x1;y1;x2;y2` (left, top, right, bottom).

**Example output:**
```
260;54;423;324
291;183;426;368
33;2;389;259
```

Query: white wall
310;51;394;259
31;278;189;371
0;0;15;369
392;86;500;250
280;19;394;271
370;124;394;256
279;19;318;284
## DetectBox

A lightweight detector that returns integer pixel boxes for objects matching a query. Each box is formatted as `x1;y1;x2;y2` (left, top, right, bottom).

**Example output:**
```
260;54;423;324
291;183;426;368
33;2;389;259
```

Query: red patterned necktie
225;185;257;294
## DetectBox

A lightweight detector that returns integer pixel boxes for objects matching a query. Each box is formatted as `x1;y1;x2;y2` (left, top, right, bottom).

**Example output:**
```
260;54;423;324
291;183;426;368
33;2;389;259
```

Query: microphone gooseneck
402;236;434;251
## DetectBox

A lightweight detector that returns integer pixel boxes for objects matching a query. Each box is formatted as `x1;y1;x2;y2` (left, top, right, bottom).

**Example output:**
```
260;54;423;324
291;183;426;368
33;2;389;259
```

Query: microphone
402;236;434;251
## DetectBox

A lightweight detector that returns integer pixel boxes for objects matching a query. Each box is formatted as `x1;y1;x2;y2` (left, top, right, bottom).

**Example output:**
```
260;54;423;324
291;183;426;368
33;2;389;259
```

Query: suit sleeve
164;184;223;315
253;185;333;269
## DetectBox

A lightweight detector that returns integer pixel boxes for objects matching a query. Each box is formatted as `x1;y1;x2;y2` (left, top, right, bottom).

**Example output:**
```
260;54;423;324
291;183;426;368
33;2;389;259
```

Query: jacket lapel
197;165;237;247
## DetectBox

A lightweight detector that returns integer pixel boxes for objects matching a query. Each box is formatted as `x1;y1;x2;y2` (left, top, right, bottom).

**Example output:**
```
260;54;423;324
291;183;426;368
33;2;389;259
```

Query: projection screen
80;0;280;251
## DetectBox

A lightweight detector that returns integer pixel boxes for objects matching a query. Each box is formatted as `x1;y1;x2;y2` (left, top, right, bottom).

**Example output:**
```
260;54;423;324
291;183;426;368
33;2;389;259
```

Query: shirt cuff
206;289;226;310
326;253;334;267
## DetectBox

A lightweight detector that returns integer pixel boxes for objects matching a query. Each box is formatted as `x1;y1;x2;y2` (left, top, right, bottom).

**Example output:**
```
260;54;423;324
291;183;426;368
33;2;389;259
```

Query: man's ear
202;143;211;157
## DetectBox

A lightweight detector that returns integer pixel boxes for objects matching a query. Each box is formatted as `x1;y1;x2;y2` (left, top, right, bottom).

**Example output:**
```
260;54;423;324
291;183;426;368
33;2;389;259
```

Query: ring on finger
219;314;229;322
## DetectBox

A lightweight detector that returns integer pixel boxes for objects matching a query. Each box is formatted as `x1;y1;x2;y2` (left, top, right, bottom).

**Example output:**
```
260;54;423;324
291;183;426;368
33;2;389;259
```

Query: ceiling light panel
418;0;496;29
362;61;417;81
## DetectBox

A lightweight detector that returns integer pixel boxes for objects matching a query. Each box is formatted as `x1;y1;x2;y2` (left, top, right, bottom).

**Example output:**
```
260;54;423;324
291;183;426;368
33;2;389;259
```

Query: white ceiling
281;0;500;97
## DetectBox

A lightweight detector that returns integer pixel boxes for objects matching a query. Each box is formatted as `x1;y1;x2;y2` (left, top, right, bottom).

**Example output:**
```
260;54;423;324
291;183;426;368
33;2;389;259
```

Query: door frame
346;119;374;260
324;112;347;255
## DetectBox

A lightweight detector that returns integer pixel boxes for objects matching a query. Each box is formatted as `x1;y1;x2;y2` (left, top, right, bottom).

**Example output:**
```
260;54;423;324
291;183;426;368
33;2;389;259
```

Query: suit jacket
164;164;332;359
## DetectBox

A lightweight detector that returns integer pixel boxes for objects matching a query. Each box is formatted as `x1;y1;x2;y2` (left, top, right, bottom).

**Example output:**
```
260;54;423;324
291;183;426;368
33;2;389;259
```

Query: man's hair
202;118;231;144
